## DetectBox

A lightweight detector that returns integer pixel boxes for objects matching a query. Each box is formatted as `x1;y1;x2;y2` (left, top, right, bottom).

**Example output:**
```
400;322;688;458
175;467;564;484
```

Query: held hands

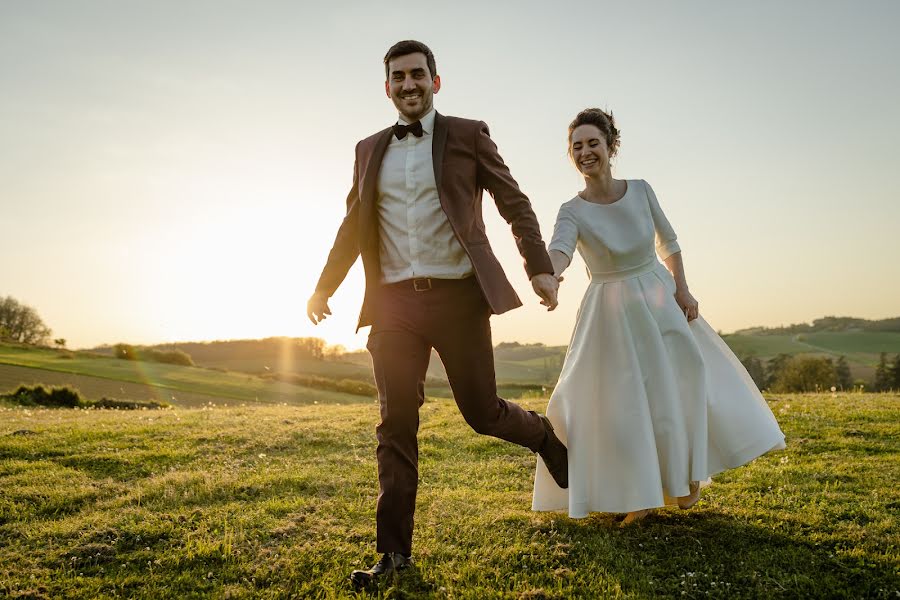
674;286;699;322
307;292;332;325
531;273;561;311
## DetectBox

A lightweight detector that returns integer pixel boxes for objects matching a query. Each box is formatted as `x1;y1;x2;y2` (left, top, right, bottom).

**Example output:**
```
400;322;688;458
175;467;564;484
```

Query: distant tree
295;337;325;360
495;342;522;349
892;354;900;390
835;356;852;390
863;317;900;333
113;343;192;366
54;338;67;349
765;353;793;389
740;355;766;389
114;343;138;360
0;295;52;344
811;316;868;332
874;352;891;392
730;314;900;335
770;357;837;393
143;348;194;366
323;344;347;360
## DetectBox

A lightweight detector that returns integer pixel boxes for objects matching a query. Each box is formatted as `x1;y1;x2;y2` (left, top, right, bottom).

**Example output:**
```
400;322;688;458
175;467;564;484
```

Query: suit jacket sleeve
474;121;553;279
314;150;362;297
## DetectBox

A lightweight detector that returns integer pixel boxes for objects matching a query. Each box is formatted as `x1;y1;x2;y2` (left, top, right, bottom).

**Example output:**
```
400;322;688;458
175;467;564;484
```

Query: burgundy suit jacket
314;112;554;330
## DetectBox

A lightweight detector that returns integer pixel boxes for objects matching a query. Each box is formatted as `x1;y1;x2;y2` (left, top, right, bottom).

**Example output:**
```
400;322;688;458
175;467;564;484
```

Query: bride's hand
674;287;699;322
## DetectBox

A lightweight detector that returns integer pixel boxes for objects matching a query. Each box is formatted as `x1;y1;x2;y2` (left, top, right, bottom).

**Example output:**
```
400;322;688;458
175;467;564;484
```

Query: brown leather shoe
350;552;412;590
537;415;568;489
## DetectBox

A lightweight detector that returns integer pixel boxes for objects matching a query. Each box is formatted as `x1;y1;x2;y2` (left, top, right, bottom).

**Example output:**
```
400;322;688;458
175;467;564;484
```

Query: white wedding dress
532;180;785;517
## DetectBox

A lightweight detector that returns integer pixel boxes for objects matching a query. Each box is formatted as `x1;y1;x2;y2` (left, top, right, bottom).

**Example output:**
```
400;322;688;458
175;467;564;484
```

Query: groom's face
385;52;440;122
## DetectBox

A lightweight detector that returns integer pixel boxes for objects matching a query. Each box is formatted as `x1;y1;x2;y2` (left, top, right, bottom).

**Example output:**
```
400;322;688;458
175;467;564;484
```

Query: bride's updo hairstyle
567;108;620;158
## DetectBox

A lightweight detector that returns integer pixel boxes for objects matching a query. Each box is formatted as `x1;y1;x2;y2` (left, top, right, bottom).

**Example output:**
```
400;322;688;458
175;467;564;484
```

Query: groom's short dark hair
384;40;437;79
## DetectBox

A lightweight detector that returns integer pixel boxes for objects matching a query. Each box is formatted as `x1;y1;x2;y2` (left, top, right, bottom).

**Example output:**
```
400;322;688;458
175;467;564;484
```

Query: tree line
112;344;195;366
734;315;900;336
741;353;900;392
115;337;331;363
873;353;900;392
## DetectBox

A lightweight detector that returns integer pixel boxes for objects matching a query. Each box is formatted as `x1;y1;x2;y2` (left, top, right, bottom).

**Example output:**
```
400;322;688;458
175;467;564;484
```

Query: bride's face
570;125;610;178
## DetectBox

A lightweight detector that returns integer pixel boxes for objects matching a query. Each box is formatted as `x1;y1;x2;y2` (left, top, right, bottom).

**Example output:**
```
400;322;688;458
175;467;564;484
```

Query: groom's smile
385;52;440;122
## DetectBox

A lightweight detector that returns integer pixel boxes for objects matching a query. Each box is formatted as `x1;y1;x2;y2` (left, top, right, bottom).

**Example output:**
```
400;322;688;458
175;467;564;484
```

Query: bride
532;108;786;524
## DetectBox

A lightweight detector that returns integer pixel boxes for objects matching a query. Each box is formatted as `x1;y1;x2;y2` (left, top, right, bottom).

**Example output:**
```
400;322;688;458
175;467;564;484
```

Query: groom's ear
385;80;391;99
432;74;441;94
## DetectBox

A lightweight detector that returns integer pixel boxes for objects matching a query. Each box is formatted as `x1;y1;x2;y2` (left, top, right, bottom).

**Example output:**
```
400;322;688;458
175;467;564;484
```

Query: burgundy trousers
366;276;546;555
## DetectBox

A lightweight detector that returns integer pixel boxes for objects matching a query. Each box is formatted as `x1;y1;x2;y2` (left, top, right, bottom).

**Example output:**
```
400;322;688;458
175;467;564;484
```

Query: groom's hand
307;292;332;325
531;273;560;311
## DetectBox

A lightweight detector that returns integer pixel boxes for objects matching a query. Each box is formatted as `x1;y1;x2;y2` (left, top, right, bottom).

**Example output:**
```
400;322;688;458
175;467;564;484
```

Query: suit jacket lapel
359;128;393;251
432;112;448;194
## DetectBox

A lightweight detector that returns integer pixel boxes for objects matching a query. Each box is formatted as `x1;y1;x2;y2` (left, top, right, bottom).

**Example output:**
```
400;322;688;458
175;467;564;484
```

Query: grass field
60;328;900;393
0;346;364;407
802;332;900;361
0;363;238;408
0;344;547;403
718;334;812;358
1;393;897;598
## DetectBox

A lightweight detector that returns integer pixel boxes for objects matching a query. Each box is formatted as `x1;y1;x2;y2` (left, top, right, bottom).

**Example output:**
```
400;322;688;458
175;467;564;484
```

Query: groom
307;40;568;589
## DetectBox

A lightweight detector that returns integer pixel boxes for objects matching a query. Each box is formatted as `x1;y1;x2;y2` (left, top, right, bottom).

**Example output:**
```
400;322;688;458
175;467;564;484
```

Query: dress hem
531;431;787;517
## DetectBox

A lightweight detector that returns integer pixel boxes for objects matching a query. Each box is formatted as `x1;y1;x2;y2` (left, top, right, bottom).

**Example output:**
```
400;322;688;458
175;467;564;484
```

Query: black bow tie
392;120;424;140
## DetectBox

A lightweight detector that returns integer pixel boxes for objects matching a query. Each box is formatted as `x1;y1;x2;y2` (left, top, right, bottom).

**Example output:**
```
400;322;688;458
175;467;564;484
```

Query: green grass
493;361;557;383
0;393;897;598
183;356;374;380
720;331;900;362
802;332;900;354
0;345;364;407
718;335;812;358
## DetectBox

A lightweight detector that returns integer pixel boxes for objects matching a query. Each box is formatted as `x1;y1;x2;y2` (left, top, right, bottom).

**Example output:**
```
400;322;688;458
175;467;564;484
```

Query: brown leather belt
383;276;475;292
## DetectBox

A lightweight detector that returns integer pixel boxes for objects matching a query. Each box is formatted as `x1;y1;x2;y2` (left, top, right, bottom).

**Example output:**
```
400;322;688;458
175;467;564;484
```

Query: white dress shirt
376;108;474;283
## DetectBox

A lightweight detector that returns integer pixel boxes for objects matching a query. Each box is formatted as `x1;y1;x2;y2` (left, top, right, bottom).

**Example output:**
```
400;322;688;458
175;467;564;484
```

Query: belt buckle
413;278;432;292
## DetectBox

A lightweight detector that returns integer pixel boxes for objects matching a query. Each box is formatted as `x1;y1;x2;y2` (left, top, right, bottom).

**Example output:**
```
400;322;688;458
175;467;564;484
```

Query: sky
1;0;898;351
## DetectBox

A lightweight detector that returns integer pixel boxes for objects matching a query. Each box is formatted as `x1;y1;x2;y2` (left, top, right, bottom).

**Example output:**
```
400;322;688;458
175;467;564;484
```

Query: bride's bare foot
677;481;701;510
620;509;653;526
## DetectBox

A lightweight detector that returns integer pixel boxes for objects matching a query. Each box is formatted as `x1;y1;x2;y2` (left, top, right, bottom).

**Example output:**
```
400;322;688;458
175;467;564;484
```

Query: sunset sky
2;1;898;351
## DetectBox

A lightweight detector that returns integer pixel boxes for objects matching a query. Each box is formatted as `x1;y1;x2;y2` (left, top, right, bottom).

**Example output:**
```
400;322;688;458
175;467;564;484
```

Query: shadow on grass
550;510;897;598
350;509;899;599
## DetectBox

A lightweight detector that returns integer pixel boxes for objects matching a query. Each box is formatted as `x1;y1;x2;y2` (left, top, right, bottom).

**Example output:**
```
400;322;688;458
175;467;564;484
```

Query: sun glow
114;153;368;350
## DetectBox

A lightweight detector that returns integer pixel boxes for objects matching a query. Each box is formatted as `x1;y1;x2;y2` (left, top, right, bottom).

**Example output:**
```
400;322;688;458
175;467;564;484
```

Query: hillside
1;316;893;405
0;344;366;408
84;317;900;388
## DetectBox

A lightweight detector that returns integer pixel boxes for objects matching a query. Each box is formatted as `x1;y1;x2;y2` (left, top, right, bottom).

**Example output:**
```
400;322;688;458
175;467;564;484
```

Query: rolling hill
2;316;897;405
0;343;368;408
